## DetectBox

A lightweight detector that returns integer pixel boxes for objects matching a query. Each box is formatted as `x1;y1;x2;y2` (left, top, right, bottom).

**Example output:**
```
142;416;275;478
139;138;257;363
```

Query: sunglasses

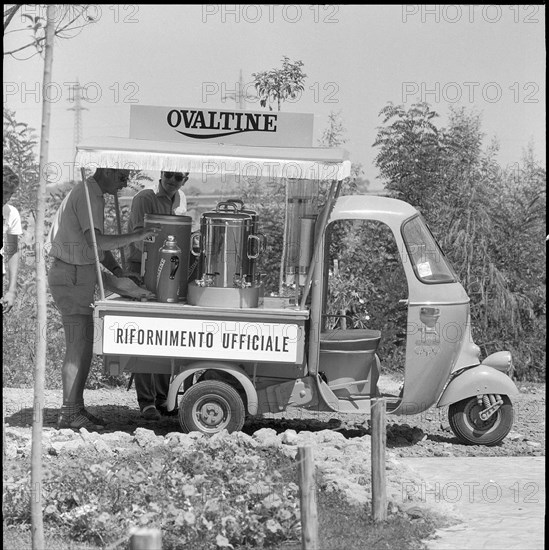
163;172;187;182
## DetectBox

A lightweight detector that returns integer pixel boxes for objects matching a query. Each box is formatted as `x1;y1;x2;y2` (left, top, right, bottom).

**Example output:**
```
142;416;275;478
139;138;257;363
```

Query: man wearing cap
48;168;160;430
127;171;190;420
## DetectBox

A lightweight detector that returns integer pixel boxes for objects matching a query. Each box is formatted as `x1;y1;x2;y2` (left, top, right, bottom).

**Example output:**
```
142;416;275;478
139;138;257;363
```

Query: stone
434;450;452;457
4;427;31;442
165;432;194;447
92;439;112;454
525;440;541;448
252;428;281;447
51;428;80;441
134;427;163;447
281;429;299;445
230;431;258;447
209;429;230;442
314;429;347;444
50;439;89;455
79;427;98;442
4;442;18;459
506;431;523;441
405;506;429;519
279;445;298;459
101;431;134;444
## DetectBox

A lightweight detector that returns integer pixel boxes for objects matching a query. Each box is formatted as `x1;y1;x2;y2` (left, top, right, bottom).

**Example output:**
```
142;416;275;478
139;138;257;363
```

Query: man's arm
85;227;159;254
127;190;152;253
101;250;123;276
3;234;20;312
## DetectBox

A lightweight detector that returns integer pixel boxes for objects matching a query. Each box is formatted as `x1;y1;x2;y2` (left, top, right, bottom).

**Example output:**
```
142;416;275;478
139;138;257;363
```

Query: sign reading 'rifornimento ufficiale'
129;105;314;147
103;315;300;363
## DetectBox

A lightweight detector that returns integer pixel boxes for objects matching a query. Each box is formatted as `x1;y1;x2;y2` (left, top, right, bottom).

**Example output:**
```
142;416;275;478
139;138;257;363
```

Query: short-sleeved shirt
47;177;105;265
2;203;23;275
127;185;187;264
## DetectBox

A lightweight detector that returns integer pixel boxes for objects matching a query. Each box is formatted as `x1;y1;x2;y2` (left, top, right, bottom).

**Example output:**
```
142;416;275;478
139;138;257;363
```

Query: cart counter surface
93;296;309;364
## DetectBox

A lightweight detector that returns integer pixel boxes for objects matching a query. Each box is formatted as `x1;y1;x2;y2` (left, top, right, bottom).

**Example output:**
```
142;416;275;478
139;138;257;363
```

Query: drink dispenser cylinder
216;201;262;283
199;210;255;288
142;214;192;298
280;179;318;295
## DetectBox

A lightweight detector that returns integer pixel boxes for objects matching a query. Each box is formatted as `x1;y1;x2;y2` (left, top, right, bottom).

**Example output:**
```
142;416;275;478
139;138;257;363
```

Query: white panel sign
103;315;300;363
130;105;314;147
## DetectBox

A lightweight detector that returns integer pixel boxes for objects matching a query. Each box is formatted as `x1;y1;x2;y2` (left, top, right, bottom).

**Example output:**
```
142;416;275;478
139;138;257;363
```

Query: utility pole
67;79;88;162
222;69;257;109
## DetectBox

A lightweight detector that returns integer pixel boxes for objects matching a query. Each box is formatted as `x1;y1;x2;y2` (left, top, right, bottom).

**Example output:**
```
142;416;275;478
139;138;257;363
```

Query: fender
166;361;258;415
437;364;519;408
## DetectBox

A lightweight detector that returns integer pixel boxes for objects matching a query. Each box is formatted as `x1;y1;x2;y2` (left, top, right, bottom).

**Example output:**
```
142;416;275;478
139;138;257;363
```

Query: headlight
481;351;513;375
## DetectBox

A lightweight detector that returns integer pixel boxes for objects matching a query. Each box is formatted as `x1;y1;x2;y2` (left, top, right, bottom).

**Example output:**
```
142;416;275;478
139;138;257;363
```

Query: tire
178;380;245;435
448;395;514;446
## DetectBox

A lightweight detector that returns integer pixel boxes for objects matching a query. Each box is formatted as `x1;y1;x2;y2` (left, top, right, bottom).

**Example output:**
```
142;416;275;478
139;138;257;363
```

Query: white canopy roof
75;136;352;181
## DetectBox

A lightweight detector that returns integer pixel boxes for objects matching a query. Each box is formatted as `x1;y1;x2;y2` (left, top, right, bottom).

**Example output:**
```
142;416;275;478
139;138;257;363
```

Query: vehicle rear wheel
448;395;513;446
178;380;245;435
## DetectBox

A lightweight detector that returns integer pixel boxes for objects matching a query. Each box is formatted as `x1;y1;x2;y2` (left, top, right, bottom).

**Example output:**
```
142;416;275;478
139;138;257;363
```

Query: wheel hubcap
199;403;224;426
192;395;231;432
465;401;498;432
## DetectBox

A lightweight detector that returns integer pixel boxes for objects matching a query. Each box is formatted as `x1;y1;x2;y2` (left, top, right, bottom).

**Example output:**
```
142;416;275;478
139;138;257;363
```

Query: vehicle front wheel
448;395;513;446
178;380;245;435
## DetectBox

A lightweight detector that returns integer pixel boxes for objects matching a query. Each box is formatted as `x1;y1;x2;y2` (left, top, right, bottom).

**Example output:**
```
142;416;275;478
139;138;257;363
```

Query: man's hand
136;226;161;240
120;270;142;285
2;290;16;313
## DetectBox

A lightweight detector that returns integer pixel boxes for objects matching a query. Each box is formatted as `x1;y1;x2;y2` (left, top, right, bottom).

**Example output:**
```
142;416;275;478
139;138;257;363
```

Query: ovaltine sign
129;105;314;147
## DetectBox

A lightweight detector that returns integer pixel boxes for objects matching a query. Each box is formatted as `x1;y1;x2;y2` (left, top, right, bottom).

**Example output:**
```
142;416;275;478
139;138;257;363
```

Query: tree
373;101;442;210
3;108;40;225
4;6;98;549
237;58;308;293
252;56;307;111
4;4;97;59
373;101;546;380
27;7;54;548
318;110;368;196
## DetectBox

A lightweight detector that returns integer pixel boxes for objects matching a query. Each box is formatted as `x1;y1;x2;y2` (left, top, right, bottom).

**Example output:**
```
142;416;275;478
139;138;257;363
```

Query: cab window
402;215;456;284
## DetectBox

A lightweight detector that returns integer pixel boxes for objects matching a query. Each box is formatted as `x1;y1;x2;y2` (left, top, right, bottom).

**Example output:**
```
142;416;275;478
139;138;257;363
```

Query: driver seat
319;329;381;398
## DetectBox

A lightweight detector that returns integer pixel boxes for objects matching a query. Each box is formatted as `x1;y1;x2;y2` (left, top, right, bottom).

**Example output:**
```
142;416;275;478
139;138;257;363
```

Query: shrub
3;438;301;549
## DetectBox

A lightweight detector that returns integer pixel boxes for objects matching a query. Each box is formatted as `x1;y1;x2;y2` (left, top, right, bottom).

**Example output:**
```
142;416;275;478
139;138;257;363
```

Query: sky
3;4;546;190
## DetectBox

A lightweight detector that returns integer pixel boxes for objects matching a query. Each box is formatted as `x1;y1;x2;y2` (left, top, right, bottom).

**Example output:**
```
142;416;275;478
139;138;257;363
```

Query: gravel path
3;374;544;458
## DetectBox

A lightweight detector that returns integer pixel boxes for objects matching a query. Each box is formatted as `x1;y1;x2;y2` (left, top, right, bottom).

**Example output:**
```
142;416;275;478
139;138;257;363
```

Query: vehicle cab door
393;214;471;415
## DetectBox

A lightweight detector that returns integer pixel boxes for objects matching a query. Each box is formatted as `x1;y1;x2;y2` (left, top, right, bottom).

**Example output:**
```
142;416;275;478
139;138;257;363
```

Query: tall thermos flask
156;236;182;303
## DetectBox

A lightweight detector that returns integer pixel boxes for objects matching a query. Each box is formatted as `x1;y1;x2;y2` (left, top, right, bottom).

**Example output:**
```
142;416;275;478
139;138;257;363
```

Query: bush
3;438;301;549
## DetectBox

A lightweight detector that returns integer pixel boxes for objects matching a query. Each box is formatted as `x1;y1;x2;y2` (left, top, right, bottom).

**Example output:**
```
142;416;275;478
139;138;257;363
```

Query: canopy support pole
113;193;126;270
81;168;105;300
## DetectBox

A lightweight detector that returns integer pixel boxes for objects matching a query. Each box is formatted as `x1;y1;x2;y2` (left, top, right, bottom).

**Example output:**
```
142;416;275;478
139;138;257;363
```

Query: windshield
402;215;457;284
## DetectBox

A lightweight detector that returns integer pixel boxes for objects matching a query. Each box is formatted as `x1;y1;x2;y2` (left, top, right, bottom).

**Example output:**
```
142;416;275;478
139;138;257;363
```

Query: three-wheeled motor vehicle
78;106;518;446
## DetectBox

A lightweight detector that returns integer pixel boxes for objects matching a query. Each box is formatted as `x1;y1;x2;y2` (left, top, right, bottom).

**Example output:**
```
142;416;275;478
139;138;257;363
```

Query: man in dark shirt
127;171;189;420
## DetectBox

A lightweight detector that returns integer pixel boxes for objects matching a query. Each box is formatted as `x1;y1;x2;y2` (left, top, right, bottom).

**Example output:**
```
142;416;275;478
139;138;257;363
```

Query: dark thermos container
156;236;182;303
142;214;192;298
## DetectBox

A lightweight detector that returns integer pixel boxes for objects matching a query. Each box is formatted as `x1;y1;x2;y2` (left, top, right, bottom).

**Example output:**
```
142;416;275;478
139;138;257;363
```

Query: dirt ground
3;374;544;458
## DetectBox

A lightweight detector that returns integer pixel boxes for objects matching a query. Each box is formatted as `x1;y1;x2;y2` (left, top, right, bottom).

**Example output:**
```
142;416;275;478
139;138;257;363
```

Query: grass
3;527;101;550
4;493;443;550
4;427;446;550
4;469;444;550
260;489;444;550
